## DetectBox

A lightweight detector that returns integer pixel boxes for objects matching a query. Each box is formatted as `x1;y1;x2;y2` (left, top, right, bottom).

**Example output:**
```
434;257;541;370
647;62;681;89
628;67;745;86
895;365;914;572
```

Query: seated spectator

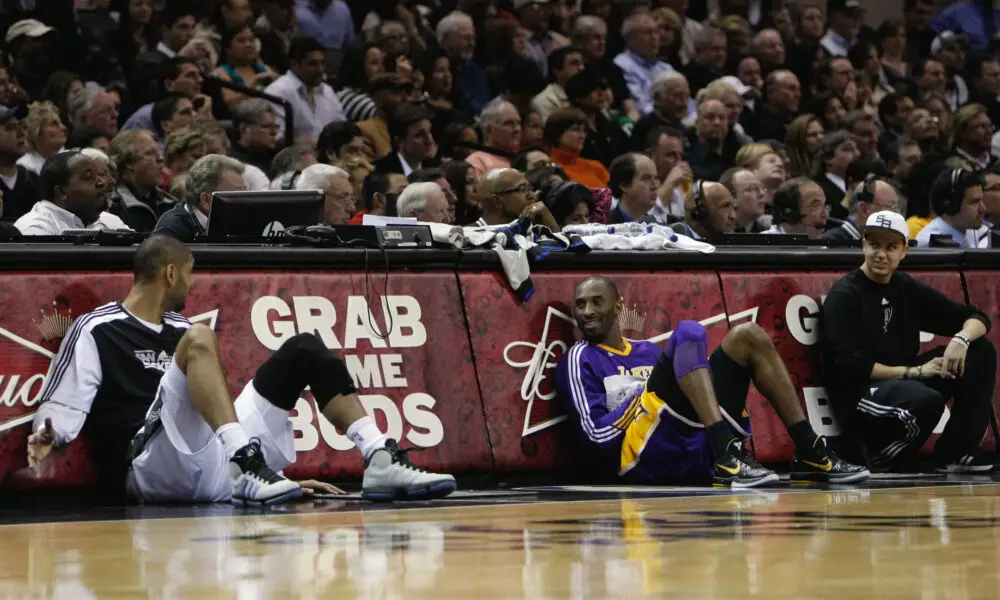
108;130;173;232
748;70;800;142
255;0;298;73
607;152;660;224
555;275;867;487
374;103;438;176
395;181;450;223
764;177;829;239
544;181;594;227
631;71;691;153
295;164;355;226
568;69;630;167
215;21;280;113
916;168;986;248
349;171;408;224
513;147;554;172
545;108;610;188
669;180;736;243
640;127;690;223
785;113;825;178
229;99;279;174
357;73;412;160
265;36;345;144
79;148;130;227
154;154;246;241
157;4;198;60
720;167;768;233
822;210;996;472
269;144;318;187
614;12;674;115
18;101;66;176
123;58;210;133
436;11;490;115
532;47;585;121
734;143;786;206
69;87;119;142
0;104;42;223
466;99;521;178
151;94;197;148
886;137;923;186
813;131;861;218
336;43;383;123
442;160;481;226
475;167;558;228
337;155;374;202
14;151;126;235
162;128;206;188
66;125;112;154
317;122;367;165
823;176;901;242
951;103;995;171
408;167;459;224
685;97;729;182
42;71;82;128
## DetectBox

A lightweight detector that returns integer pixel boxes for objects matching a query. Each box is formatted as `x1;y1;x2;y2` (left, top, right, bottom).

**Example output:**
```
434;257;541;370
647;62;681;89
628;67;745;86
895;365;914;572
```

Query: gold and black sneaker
713;439;780;488
791;436;870;483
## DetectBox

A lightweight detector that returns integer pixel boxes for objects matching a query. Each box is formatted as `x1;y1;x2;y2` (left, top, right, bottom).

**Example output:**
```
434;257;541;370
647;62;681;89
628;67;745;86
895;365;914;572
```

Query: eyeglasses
495;183;531;196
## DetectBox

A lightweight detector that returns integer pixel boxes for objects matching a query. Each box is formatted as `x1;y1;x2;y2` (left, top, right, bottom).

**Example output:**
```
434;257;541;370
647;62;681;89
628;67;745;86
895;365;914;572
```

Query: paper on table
362;214;419;226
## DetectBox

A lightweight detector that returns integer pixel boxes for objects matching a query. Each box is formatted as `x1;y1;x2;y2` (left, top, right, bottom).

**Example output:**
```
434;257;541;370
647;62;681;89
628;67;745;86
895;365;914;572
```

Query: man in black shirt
685;98;729;183
28;235;457;504
747;70;800;142
822;211;996;472
0;104;41;222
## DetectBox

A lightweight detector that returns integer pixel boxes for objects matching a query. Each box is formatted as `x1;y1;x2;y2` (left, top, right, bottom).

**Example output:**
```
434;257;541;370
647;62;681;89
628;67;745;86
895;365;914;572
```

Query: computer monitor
206;190;324;240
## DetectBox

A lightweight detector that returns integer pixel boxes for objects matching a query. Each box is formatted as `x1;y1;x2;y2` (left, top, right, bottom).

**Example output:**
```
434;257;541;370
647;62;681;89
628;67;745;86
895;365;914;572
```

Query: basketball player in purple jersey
556;275;869;487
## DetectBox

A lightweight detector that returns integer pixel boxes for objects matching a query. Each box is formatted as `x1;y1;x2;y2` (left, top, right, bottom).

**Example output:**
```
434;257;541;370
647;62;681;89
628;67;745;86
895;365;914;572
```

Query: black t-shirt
821;268;989;406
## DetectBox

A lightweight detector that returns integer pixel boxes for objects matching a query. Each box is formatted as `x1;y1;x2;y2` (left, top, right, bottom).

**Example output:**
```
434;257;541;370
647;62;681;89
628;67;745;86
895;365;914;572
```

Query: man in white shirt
916;168;986;248
820;0;862;57
614;12;673;115
265;36;346;144
15;151;116;235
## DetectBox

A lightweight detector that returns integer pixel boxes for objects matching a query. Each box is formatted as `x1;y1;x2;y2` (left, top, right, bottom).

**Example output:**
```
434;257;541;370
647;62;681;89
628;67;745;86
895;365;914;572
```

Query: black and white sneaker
362;439;457;501
936;452;996;474
229;440;303;506
713;439;780;488
791;436;870;483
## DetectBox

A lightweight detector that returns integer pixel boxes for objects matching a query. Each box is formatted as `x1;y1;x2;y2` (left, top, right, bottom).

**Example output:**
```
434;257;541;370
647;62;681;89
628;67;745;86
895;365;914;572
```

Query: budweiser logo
505;304;760;438
0;307;220;433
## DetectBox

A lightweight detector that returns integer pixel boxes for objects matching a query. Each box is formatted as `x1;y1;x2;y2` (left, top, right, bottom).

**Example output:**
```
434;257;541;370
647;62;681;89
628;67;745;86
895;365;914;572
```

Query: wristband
953;334;970;348
918;365;924;379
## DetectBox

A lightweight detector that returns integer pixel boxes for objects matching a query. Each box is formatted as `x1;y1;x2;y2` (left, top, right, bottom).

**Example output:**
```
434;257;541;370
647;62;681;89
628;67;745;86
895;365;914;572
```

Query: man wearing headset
762;177;829;239
822;209;996;472
915;168;987;248
823;175;901;242
669;180;737;243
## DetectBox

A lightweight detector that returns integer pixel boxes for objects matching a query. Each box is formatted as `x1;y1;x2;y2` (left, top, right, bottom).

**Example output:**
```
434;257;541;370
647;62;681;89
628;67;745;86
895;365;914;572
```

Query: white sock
346;416;387;460
216;422;251;460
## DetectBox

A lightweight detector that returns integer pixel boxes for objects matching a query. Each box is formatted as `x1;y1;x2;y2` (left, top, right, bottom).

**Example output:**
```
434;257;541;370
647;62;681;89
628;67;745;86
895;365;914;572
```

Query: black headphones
690;179;708;222
852;173;878;206
773;182;802;225
932;168;969;217
281;169;303;191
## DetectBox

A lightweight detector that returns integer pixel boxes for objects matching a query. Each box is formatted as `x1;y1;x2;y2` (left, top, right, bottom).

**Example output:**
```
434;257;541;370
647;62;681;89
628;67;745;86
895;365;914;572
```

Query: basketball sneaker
713;439;780;488
230;440;304;506
362;439;457;501
791;436;870;483
935;452;996;474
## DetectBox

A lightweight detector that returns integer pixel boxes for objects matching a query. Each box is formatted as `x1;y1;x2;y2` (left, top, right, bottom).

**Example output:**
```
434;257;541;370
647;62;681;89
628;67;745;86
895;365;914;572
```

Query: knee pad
665;321;710;381
253;333;357;411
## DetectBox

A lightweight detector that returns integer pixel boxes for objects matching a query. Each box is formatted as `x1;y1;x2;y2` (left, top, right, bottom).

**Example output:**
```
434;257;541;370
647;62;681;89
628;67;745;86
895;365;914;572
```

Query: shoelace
387;443;430;474
242;442;285;484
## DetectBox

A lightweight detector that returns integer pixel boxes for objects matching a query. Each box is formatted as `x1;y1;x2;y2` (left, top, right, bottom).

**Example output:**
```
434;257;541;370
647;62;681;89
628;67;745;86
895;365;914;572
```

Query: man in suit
373;102;439;177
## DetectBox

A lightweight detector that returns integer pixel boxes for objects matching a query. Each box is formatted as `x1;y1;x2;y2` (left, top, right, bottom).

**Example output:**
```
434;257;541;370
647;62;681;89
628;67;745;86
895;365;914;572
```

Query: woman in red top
544;108;610;188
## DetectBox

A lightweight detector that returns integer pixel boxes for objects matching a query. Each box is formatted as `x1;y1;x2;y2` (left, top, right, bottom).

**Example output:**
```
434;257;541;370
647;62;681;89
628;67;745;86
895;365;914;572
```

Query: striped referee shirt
32;302;190;480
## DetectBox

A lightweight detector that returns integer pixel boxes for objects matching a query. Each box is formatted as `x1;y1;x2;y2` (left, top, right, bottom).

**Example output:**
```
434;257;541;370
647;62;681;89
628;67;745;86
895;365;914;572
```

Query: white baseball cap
719;75;752;97
865;210;908;241
5;19;55;45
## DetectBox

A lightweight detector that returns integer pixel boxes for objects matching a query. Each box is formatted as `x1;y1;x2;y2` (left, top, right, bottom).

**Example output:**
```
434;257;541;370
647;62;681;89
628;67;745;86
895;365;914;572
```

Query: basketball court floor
1;474;999;599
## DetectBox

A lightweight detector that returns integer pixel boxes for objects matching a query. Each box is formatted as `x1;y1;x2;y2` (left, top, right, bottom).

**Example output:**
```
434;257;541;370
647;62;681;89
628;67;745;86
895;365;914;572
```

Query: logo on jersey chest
882;297;892;333
135;350;173;372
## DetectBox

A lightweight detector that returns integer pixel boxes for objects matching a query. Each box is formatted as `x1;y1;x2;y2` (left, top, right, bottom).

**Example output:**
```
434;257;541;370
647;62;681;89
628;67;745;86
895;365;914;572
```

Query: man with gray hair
153;154;246;241
631;71;691;151
436;11;489;114
230;99;279;173
69;87;119;140
396;181;451;223
269;144;318;188
752;29;786;73
571;16;638;120
466;98;521;178
683;27;727;93
295;163;356;226
614;11;673;115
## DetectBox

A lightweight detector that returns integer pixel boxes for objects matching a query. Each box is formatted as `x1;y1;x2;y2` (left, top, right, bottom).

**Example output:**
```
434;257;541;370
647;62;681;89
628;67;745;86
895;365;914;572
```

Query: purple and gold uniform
555;337;715;483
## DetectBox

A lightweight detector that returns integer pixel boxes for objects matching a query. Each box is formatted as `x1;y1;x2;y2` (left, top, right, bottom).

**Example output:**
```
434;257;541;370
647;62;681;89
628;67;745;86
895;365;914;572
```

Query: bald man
670;180;736;243
823;177;901;242
751;29;786;72
749;70;800;142
474;168;559;230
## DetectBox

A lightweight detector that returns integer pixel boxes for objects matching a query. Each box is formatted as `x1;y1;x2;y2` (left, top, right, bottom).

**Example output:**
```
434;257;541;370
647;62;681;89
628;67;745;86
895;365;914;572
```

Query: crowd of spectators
0;0;997;249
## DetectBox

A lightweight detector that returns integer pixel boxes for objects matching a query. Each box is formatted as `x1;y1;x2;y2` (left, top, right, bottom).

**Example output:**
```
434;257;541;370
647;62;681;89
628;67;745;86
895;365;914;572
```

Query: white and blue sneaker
362;439;457;501
229;440;303;506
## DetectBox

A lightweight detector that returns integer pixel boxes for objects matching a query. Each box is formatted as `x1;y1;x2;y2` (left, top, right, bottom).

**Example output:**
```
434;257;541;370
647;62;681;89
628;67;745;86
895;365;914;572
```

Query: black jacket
153;203;204;242
229;142;276;175
747;105;793;143
373;153;440;176
813;175;849;221
0;166;42;223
